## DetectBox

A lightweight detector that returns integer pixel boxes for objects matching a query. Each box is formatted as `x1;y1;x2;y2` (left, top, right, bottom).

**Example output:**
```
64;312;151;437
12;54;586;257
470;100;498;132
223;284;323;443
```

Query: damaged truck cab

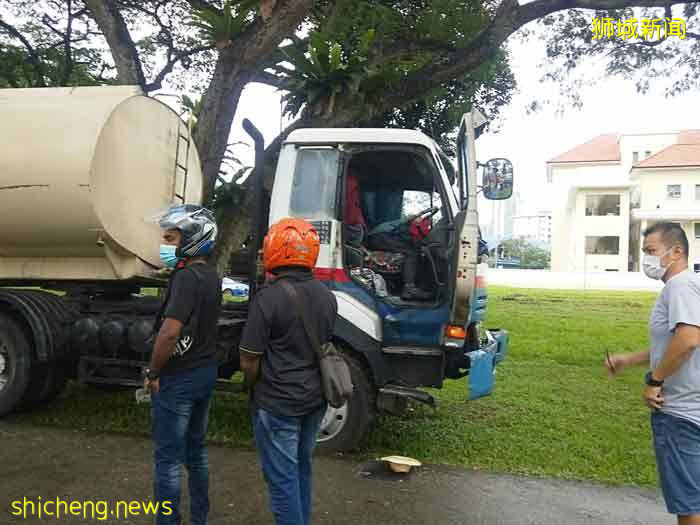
267;112;513;449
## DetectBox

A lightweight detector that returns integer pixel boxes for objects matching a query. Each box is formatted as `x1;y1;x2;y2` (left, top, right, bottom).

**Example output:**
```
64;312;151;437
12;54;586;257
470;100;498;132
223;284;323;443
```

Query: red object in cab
409;217;431;241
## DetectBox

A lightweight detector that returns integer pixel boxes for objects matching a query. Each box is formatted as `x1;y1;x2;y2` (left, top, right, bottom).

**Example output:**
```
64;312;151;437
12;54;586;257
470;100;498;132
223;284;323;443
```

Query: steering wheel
391;206;440;231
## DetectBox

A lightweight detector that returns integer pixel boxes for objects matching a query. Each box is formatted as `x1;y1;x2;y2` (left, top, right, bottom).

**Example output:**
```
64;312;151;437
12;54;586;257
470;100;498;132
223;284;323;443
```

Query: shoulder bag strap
277;279;324;361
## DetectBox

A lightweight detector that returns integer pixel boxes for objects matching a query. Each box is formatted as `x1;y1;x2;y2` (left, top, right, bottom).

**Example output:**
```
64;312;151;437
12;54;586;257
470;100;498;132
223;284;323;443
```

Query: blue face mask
159;244;180;268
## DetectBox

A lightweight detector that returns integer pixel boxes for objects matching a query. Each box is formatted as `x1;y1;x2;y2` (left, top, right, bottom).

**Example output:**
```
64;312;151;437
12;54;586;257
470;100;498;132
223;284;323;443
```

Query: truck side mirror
482;158;513;200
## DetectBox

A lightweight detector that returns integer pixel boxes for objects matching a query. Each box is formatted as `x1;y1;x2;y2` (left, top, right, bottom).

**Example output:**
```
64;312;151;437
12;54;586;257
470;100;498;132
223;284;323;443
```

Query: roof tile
635;144;700;169
548;134;620;164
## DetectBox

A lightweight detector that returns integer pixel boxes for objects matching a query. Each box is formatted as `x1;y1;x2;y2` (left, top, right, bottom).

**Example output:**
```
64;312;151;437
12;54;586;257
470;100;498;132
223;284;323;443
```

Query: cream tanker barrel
0;86;202;282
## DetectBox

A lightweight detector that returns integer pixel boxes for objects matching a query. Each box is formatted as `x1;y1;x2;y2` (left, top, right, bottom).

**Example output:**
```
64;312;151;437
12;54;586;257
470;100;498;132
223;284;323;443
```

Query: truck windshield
290;148;340;219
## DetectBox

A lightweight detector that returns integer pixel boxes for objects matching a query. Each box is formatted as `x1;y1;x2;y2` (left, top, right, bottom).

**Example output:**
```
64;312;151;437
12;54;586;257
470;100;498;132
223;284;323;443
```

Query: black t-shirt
239;270;338;417
159;262;222;376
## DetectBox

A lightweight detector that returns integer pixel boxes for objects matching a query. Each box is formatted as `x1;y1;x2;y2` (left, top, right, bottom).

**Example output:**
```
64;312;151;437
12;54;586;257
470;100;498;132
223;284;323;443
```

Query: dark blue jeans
253;404;326;525
151;365;217;525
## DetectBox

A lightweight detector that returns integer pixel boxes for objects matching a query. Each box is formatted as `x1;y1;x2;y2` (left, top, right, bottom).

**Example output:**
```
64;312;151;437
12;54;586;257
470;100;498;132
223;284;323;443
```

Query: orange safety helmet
263;218;320;272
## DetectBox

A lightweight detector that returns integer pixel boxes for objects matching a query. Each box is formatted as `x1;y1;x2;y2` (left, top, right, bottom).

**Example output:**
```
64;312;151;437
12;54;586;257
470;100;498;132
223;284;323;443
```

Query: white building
480;191;519;245
513;210;552;245
631;130;700;271
549;130;700;272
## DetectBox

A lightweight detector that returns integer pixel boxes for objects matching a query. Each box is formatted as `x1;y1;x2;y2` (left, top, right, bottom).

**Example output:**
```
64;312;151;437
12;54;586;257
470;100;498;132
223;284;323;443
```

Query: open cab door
448;110;488;328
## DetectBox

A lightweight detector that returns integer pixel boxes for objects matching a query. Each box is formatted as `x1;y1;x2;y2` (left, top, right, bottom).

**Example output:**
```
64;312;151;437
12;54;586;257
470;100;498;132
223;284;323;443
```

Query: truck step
381;346;442;357
378;385;435;406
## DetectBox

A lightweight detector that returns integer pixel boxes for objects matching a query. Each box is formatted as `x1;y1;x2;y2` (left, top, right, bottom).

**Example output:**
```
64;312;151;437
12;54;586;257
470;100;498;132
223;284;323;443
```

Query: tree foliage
0;0;113;87
538;3;700;108
190;0;257;49
497;238;551;269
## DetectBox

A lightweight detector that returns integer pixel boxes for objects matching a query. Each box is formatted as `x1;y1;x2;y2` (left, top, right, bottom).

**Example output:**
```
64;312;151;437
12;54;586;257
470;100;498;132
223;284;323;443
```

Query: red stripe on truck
313;268;351;283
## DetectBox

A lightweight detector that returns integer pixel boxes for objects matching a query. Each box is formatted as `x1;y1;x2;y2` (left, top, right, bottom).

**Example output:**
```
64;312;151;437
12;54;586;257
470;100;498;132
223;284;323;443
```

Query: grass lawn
6;286;661;487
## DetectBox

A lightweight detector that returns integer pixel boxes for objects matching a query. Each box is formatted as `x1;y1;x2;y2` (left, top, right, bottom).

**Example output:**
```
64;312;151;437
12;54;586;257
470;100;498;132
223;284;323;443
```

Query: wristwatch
145;368;160;381
645;371;664;387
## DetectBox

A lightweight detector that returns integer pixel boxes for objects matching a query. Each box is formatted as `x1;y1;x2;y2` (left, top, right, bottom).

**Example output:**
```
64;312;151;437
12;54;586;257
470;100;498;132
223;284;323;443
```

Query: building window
695;264;700;274
645;150;651;158
585;194;621;216
633;151;639;163
667;184;682;199
695;184;700;200
695;223;700;239
586;236;620;255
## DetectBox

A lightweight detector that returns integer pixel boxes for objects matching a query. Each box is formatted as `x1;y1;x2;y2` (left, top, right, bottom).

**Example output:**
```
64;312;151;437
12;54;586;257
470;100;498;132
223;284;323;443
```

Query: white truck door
448;110;487;327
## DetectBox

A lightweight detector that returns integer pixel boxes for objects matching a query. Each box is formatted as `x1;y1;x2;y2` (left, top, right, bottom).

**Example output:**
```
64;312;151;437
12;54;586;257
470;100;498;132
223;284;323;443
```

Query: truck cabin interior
342;147;453;305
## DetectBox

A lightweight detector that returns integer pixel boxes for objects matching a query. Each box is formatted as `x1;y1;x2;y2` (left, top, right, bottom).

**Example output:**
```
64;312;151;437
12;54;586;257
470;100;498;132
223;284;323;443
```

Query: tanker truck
0;86;511;451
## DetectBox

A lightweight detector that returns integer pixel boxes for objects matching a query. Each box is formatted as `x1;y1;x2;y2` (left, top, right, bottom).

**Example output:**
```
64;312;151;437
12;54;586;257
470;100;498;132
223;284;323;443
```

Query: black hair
643;222;689;257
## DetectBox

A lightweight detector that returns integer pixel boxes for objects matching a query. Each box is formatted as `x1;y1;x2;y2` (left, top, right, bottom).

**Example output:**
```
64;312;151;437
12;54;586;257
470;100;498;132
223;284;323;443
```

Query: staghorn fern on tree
190;0;258;50
280;29;376;118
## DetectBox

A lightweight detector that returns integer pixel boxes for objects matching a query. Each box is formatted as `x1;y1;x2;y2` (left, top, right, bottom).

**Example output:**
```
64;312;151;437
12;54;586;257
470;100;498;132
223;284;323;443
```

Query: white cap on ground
380;456;422;473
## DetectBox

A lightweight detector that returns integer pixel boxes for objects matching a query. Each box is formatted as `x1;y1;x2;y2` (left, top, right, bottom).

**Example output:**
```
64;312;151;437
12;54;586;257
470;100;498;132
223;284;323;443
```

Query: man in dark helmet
144;204;222;525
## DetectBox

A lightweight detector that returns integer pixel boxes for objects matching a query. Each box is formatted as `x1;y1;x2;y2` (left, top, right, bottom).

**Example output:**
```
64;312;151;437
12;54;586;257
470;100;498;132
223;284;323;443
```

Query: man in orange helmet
239;218;338;525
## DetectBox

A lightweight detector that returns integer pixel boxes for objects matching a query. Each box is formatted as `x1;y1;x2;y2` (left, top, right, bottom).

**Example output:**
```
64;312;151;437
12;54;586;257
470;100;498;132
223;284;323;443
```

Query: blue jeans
253;404;327;525
652;411;700;515
151;365;217;525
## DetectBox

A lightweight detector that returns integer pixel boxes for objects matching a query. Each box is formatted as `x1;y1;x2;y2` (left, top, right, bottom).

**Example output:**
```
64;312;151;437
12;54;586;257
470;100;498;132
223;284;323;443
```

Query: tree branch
368;37;457;68
62;0;75;85
144;44;215;92
193;0;314;206
235;0;314;64
186;0;223;16
84;0;146;88
381;0;699;111
251;69;290;88
0;18;47;86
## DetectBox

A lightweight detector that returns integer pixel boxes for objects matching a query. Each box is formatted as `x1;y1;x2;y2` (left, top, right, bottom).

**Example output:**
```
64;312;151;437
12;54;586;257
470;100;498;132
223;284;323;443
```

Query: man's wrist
145;367;160;381
645;370;664;387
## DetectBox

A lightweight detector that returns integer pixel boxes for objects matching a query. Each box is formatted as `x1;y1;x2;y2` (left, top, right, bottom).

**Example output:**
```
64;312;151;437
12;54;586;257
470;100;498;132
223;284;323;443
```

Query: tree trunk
193;0;314;207
84;0;146;88
193;51;247;206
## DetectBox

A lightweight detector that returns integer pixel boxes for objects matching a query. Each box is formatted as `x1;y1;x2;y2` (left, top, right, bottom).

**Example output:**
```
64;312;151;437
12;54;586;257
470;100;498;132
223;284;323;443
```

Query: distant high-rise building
513;210;552;245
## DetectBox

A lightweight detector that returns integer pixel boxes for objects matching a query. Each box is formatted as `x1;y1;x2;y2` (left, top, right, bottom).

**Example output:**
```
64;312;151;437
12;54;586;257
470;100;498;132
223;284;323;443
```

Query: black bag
278;279;354;409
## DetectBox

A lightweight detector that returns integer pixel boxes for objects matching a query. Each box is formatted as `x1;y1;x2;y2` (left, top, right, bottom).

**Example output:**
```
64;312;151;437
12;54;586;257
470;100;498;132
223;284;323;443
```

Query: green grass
6;286;660;486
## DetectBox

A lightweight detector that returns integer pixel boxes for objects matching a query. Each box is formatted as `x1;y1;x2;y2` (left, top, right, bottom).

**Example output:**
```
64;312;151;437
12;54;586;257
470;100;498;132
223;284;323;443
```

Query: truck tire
18;363;67;410
316;354;375;453
0;314;32;416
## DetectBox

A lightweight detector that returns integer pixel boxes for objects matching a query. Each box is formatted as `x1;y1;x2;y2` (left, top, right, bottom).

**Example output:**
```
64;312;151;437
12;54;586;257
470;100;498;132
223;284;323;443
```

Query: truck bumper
466;328;508;401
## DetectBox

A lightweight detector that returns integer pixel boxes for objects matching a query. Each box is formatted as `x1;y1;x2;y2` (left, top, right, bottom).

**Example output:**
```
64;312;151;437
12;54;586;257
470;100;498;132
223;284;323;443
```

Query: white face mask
642;248;673;280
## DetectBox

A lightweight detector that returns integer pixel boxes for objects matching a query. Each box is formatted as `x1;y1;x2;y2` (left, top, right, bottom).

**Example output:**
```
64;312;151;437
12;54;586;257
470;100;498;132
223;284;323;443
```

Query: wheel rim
317;403;348;443
0;340;10;393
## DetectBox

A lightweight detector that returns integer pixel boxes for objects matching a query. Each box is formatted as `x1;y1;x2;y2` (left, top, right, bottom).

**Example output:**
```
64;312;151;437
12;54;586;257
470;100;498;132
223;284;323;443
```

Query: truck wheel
18;363;67;410
0;314;32;416
316;354;375;453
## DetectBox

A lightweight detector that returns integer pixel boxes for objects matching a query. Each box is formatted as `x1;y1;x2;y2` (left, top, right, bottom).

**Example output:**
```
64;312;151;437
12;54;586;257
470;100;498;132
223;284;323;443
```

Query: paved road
0;422;670;524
